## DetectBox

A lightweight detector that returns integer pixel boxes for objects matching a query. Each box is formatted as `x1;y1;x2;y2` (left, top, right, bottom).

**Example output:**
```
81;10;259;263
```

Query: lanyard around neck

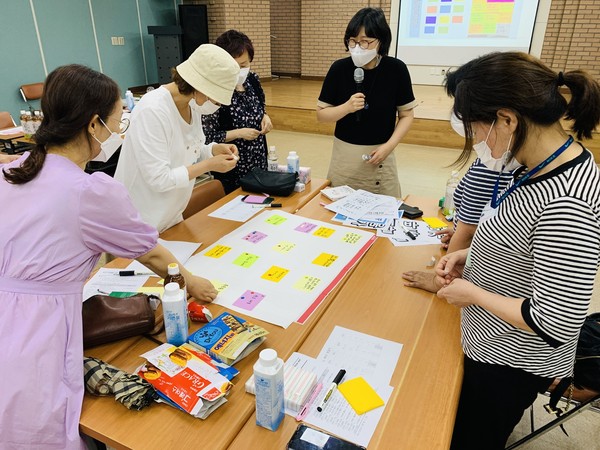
491;135;574;208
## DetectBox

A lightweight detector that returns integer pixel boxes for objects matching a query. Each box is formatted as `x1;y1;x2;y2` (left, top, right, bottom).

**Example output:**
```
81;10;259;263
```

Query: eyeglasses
347;38;378;50
107;117;130;134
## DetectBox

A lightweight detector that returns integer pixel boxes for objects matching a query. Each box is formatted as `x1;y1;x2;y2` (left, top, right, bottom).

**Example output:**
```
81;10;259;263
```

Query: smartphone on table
242;195;274;205
286;424;366;450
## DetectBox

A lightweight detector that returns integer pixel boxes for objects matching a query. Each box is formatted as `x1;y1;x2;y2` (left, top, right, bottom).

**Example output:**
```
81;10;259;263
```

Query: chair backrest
19;82;44;102
0;111;16;130
183;179;225;219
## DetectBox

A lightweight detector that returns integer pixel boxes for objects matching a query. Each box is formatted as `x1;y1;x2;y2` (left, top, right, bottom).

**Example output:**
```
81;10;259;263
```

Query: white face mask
472;120;521;172
450;112;466;137
349;46;378;67
237;67;250;85
91;118;122;162
189;97;220;116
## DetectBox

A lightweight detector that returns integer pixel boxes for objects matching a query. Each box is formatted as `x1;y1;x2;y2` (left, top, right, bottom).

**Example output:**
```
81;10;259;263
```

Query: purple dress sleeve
78;173;158;258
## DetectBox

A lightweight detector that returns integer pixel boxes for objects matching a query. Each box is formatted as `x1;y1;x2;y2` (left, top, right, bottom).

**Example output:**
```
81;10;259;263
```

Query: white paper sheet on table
317;326;402;386
184;211;376;328
325;190;390;219
82;268;149;301
208;195;263;222
125;238;202;274
299;326;403;448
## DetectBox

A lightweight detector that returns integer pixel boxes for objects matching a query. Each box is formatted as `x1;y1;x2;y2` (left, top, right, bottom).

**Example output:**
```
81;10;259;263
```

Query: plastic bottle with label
19;110;27;133
125;90;135;112
22;111;34;139
165;263;186;299
287;151;299;174
267;146;278;172
162;282;188;346
442;170;460;217
32;111;42;133
254;348;285;431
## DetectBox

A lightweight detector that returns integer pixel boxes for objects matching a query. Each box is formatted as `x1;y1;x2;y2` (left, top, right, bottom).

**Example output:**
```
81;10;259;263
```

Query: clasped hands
434;248;480;308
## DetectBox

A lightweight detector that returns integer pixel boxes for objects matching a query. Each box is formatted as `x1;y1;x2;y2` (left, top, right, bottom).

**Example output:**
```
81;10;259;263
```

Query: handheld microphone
353;67;364;122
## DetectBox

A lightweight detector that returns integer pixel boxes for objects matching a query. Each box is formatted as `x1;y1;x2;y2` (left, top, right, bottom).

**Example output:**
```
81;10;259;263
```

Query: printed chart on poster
184;211;376;328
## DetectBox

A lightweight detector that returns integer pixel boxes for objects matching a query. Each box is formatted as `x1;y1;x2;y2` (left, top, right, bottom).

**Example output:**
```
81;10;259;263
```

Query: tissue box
245;364;317;412
276;165;311;185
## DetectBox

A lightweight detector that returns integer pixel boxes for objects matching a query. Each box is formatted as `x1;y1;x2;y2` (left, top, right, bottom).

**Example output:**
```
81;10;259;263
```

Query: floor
267;128;600;450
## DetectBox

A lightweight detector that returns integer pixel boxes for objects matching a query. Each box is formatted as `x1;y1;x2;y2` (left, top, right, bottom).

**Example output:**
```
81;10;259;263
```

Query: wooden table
228;194;463;450
80;189;463;450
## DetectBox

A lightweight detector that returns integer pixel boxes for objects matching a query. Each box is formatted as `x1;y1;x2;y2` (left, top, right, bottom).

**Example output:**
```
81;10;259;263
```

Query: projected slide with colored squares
418;0;517;39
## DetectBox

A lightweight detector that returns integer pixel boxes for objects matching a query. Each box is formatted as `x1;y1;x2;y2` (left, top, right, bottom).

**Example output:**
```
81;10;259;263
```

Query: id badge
480;201;498;223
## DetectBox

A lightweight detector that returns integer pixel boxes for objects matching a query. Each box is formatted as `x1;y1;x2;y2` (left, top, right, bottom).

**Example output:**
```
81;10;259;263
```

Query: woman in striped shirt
436;52;600;450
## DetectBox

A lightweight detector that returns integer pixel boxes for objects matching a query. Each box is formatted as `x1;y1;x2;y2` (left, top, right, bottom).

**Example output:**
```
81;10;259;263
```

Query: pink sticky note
295;222;318;233
243;230;268;243
233;290;265;311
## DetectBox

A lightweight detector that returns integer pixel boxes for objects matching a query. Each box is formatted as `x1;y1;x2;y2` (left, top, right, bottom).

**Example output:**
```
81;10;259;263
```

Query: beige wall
184;0;600;82
300;0;391;78
270;0;301;75
187;0;271;80
542;0;600;80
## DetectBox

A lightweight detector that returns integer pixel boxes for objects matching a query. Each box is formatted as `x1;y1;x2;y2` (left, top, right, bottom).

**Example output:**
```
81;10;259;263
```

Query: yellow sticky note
338;377;384;415
422;217;447;229
313;226;335;238
312;253;338;267
293;275;321;292
261;265;289;282
137;286;163;295
205;244;231;258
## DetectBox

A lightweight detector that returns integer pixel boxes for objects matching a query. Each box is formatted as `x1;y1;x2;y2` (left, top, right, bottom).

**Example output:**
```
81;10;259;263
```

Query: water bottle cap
259;348;278;366
164;282;180;294
269;146;276;151
288;151;297;156
167;263;179;275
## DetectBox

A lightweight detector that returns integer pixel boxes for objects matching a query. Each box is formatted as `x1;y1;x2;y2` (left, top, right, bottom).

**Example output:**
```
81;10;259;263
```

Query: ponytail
2;143;46;184
562;70;600;140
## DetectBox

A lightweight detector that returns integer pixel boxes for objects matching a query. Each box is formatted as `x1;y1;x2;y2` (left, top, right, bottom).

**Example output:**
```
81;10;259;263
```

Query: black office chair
506;387;600;449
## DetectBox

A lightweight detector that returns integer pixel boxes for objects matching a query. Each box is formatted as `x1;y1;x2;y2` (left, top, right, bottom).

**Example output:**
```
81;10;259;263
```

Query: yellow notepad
422;216;448;229
338;376;384;415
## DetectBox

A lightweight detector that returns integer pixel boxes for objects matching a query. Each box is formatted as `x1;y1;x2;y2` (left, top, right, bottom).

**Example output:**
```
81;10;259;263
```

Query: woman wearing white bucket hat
116;44;240;232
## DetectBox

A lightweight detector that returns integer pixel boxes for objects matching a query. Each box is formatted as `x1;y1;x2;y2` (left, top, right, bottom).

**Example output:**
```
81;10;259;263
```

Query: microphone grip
355;82;362;122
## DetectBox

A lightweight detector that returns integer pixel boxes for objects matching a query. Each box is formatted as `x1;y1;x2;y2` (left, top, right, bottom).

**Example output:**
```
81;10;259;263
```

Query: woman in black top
203;30;272;193
317;7;417;196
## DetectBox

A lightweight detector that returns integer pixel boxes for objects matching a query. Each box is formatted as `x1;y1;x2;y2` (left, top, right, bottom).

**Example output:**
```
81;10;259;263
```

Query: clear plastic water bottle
254;348;285;431
125;90;135;112
442;170;460;217
268;146;278;171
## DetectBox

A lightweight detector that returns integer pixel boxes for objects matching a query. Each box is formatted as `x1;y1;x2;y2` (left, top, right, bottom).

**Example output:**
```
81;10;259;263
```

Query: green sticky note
232;252;259;268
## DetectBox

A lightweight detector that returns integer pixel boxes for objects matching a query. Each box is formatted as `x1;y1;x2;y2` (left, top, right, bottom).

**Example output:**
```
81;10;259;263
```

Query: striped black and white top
454;158;515;226
461;147;600;378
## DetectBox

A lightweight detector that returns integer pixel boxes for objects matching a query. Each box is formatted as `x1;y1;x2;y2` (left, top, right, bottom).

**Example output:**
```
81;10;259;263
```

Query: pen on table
295;382;323;421
252;203;282;208
118;270;155;276
400;224;418;240
317;369;346;412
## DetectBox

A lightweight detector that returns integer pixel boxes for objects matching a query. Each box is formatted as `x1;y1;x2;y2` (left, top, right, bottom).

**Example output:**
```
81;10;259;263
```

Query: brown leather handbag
82;294;157;349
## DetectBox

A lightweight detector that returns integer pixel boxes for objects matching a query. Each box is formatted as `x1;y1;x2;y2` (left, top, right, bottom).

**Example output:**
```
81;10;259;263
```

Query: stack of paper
325;190;444;247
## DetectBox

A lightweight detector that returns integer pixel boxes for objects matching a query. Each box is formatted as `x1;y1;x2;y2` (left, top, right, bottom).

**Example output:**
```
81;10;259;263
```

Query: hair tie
557;71;565;87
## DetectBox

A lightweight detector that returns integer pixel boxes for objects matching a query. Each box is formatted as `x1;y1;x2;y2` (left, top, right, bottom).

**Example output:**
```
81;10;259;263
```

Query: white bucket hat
176;44;239;105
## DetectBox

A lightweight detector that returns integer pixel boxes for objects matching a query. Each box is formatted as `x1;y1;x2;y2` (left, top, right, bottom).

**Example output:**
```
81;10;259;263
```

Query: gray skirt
327;137;401;197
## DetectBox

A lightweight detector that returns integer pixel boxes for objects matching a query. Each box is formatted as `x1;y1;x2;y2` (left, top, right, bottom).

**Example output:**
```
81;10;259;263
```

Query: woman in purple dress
0;65;217;449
